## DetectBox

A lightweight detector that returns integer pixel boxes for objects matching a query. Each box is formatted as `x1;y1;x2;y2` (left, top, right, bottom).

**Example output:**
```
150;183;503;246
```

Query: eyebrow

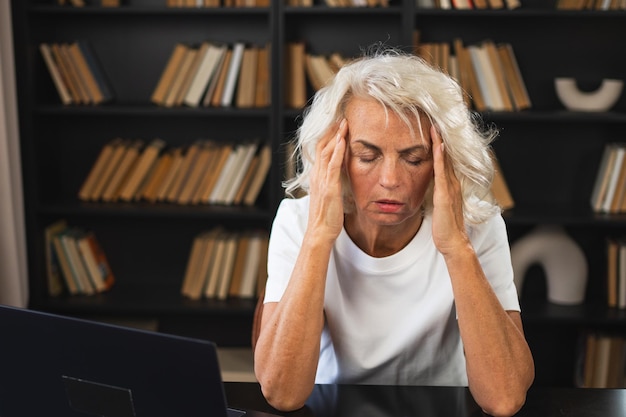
351;139;430;155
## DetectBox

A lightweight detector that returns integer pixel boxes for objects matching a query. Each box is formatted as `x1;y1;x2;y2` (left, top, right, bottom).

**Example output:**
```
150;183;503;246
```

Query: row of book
576;331;626;388
557;0;626;10
607;237;626;309
167;0;270;6
415;36;531;112
40;41;114;106
151;41;270;109
45;220;115;297
78;138;271;206
590;143;626;214
181;228;269;300
416;0;520;9
287;0;389;7
57;0;121;6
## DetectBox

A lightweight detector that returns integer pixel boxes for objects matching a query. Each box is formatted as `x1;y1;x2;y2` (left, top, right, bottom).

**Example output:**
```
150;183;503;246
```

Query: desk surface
224;382;626;417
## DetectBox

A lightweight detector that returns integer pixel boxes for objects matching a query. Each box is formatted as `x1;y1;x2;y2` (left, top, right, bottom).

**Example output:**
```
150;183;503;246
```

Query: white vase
511;225;588;305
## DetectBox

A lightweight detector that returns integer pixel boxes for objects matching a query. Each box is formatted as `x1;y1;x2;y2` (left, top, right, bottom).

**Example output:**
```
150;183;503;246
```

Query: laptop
0;304;279;417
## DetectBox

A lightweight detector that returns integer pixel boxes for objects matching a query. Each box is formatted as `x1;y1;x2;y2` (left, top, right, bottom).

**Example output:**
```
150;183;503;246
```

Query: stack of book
180;228;269;300
415;37;531;112
576;331;625;388
167;0;270;6
607;237;626;310
78;138;271;206
151;41;270;109
416;0;520;9
45;220;115;297
40;41;114;105
590;143;626;214
557;0;626;10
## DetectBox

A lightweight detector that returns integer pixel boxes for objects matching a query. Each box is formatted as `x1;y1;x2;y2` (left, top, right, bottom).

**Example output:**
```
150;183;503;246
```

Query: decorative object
554;77;623;112
511;225;588;305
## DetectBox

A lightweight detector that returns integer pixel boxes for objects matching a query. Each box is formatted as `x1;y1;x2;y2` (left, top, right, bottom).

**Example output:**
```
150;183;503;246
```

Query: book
483;40;514;112
61;229;96;295
201;46;229;107
220;41;246;107
101;139;144;202
238;231;263;298
181;231;211;299
88;138;129;201
235;45;259;108
197;143;234;203
285;41;307;108
207;143;251;204
49;43;81;104
76;40;114;102
44;219;68;296
228;233;250;297
39;43;72;105
254;43;271;108
609;148;626;213
151;43;189;106
67;41;105;105
163;46;198;107
118;138;166;201
52;233;80;295
166;140;203;203
497;43;531;110
204;230;228;298
156;147;185;201
242;143;272;206
139;150;173;202
216;232;239;300
76;232;107;292
78;138;121;201
468;43;505;111
219;141;259;205
184;42;227;107
208;48;233;107
600;145;625;213
607;238;619;309
177;140;214;205
81;231;115;291
490;152;515;210
60;43;92;105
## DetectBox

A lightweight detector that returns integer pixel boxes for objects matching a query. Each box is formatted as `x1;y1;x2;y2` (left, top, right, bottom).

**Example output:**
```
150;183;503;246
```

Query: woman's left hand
430;125;470;256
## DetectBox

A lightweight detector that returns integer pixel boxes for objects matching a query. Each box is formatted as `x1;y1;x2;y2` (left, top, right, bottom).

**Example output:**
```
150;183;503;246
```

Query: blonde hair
284;44;501;224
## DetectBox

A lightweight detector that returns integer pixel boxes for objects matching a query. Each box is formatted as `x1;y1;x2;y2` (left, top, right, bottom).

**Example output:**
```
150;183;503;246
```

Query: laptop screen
0;304;233;417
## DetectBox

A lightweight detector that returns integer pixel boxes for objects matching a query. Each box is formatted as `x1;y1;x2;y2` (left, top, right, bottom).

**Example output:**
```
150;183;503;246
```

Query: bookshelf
10;0;626;385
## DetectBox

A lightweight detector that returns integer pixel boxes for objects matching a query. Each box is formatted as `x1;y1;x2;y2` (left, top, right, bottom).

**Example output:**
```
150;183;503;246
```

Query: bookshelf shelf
10;0;626;381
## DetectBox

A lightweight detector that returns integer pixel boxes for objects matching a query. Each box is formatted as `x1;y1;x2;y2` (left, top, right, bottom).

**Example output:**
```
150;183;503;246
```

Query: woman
254;44;534;417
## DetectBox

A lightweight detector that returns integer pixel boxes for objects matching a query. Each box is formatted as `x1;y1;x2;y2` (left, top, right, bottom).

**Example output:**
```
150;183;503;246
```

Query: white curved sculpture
511;225;588;305
554;77;623;112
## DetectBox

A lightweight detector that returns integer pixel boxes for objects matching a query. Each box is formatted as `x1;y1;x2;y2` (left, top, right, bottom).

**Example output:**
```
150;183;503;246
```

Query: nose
379;158;400;189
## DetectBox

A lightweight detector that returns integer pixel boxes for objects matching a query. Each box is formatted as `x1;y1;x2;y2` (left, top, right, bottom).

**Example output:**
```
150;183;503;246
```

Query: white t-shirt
264;196;520;386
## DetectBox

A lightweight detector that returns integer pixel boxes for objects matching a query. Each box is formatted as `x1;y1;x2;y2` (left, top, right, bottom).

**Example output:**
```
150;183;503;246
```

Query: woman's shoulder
274;196;310;222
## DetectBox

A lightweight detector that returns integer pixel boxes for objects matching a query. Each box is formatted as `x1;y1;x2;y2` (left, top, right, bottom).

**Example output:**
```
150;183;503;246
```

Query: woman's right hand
307;118;348;242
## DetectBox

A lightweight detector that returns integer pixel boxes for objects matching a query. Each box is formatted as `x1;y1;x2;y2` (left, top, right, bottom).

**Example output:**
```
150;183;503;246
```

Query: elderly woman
254;44;534;417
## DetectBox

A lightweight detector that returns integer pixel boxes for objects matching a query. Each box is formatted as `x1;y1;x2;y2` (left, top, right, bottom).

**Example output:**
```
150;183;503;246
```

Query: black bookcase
10;0;626;386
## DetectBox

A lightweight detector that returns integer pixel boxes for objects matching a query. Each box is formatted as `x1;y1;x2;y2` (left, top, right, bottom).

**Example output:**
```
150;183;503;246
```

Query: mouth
374;200;404;213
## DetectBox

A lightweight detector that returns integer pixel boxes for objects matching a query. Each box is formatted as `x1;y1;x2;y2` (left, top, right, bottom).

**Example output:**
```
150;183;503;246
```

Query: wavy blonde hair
284;44;501;224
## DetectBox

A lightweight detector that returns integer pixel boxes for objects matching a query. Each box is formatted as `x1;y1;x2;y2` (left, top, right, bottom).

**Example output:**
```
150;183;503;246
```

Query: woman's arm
430;126;535;417
254;120;348;411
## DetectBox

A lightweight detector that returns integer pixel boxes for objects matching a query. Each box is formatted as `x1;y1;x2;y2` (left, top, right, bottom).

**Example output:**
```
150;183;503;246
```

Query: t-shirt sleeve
470;214;521;312
264;197;308;303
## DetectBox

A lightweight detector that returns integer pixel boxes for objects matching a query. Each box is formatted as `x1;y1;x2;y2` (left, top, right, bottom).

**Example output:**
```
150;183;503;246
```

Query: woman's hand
430;124;470;256
307;119;348;242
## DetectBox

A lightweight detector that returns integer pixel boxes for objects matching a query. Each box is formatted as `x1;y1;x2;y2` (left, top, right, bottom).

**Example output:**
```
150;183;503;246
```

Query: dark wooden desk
224;382;626;417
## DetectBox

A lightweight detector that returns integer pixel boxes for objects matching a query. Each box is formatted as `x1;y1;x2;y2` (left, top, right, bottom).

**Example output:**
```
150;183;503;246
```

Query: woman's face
343;97;434;229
